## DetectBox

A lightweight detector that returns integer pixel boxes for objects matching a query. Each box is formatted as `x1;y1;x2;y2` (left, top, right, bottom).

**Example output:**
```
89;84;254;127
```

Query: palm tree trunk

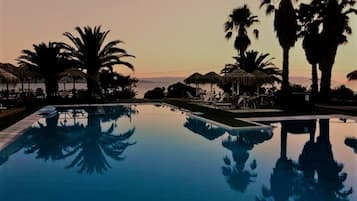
311;63;318;99
319;45;337;99
281;47;290;95
73;78;76;90
280;122;288;160
21;80;24;92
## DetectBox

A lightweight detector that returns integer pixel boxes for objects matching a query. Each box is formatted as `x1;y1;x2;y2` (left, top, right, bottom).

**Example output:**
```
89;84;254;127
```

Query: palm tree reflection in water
222;128;273;192
258;119;352;201
25;105;137;175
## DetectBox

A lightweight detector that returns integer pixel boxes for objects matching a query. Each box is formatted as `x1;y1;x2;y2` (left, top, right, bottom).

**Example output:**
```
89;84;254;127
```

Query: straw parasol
202;72;222;94
58;68;87;90
0;68;18;92
184;72;204;96
224;68;255;95
347;70;357;81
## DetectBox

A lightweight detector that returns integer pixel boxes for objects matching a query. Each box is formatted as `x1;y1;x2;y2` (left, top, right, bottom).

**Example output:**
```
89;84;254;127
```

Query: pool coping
1;103;356;151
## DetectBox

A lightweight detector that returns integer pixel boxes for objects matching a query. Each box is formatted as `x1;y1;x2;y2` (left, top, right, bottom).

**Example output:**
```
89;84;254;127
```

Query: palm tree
62;26;135;98
224;4;259;58
260;0;299;95
17;42;70;97
232;50;281;81
317;0;356;98
299;15;322;98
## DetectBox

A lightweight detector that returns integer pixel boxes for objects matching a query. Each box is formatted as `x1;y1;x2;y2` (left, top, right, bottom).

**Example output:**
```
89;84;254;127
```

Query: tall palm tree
260;0;299;95
224;4;259;58
318;0;356;98
17;42;70;97
62;26;135;98
297;3;320;98
296;0;356;98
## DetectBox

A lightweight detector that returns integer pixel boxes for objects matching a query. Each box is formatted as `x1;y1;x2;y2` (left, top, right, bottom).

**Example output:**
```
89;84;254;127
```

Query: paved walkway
0;110;41;150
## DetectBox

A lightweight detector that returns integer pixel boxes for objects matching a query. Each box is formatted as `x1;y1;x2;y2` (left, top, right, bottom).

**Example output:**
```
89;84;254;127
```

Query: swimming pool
0;104;356;201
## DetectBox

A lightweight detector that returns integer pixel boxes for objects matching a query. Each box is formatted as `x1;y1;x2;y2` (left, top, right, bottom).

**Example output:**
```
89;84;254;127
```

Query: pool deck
0;110;42;150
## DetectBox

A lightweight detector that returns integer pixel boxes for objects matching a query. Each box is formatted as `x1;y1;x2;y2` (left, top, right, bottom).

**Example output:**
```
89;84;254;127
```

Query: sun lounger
0;104;7;112
213;93;233;108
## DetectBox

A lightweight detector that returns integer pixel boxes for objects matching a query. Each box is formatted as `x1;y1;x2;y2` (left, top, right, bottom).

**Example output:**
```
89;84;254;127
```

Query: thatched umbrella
57;68;87;90
224;68;255;95
347;70;357;81
252;70;275;94
0;68;18;93
184;72;204;96
202;71;222;95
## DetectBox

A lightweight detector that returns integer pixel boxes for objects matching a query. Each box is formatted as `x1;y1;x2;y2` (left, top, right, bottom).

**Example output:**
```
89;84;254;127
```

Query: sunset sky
0;0;356;86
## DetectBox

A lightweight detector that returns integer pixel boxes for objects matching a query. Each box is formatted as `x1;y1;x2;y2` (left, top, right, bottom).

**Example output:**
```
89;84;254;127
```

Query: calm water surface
0;104;356;201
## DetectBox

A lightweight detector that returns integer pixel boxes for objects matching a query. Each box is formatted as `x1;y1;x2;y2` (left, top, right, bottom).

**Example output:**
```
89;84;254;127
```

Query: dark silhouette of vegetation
260;0;299;96
297;0;356;98
144;87;165;99
1;106;137;175
17;42;71;98
222;128;273;192
224;4;259;58
62;26;135;98
257;119;352;201
223;50;281;81
167;82;196;98
99;70;137;99
331;85;356;100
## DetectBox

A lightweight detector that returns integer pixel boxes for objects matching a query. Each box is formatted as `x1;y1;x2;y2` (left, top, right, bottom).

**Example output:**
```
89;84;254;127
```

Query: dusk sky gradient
0;0;356;86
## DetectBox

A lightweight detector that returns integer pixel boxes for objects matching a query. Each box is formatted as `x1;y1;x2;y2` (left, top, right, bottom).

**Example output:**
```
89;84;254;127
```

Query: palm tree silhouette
222;128;273;192
229;50;281;80
258;119;352;201
24;114;82;161
17;42;70;97
297;5;322;99
297;0;356;98
62;26;135;98
260;0;299;95
315;0;355;97
224;4;259;58
63;106;136;174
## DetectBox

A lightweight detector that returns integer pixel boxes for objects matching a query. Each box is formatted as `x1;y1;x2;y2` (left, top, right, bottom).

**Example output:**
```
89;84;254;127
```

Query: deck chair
214;93;233;108
0;104;7;112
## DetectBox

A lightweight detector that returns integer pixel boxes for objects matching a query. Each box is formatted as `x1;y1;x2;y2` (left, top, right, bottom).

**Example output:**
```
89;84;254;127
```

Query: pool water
0;104;356;201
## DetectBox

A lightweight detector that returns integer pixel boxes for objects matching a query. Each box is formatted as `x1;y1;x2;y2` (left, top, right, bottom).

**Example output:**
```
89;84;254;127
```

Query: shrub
144;87;165;99
167;82;196;98
331;85;355;100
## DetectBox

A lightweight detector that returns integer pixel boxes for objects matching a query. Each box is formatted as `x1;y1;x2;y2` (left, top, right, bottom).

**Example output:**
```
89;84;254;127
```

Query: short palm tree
260;0;299;95
224;50;281;83
224;4;259;58
17;42;70;97
62;26;135;98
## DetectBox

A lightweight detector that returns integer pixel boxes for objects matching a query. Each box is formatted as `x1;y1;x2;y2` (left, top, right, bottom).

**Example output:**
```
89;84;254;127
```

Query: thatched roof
202;72;222;84
0;68;18;83
184;72;204;84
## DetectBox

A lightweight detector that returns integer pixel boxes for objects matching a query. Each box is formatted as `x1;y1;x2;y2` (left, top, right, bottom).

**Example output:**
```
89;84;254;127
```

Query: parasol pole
236;81;240;95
